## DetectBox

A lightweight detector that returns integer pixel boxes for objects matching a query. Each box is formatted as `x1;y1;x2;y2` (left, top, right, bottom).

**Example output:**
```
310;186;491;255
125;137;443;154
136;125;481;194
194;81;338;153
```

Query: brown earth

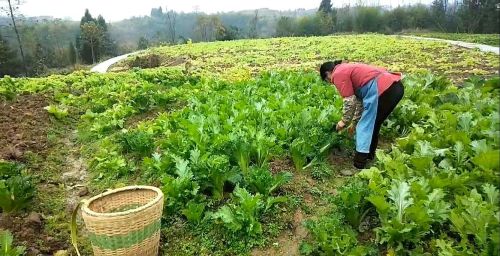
0;213;68;255
0;94;76;255
269;157;294;174
0;95;51;161
251;209;308;256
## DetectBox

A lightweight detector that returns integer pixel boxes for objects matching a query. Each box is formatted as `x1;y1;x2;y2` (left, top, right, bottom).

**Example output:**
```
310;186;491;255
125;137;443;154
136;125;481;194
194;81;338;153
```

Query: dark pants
354;81;404;168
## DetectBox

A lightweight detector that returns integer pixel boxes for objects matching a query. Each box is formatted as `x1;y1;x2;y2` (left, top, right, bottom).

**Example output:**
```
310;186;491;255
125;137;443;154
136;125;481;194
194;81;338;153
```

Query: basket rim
82;185;163;217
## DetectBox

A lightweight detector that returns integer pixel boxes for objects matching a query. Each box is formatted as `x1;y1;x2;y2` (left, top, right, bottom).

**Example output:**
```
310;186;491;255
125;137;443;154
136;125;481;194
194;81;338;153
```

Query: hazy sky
5;0;431;22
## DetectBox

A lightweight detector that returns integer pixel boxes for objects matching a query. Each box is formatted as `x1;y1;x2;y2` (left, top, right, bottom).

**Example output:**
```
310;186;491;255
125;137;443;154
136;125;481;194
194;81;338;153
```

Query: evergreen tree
80;9;94;25
97;15;116;57
318;0;333;13
78;9;96;64
317;12;334;35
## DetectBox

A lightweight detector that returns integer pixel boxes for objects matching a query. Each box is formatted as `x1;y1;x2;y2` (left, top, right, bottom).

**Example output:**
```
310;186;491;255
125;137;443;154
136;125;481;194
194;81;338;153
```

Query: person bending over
320;60;404;169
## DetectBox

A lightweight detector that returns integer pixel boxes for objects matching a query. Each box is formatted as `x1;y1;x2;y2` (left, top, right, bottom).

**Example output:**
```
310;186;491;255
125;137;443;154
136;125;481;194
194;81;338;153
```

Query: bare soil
0;213;68;255
0;95;51;160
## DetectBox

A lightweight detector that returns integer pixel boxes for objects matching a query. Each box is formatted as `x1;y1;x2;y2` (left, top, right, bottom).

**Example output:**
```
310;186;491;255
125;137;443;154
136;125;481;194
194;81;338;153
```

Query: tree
248;10;259;38
195;15;223;41
354;7;384;33
430;0;447;31
406;4;432;30
151;6;163;18
275;16;295;37
68;41;77;66
457;0;497;33
81;9;94;24
77;10;115;63
317;12;334;35
477;0;500;33
137;36;149;49
32;41;47;75
96;15;116;57
166;8;177;44
385;6;408;32
461;0;480;33
1;0;28;76
216;25;240;41
318;0;333;13
78;9;96;64
296;16;321;36
0;31;20;77
336;6;354;32
81;21;102;64
195;15;210;41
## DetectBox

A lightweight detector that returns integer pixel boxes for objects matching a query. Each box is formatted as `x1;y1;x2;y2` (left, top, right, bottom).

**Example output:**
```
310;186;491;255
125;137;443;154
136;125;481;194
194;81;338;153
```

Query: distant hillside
1;7;315;53
108;8;316;49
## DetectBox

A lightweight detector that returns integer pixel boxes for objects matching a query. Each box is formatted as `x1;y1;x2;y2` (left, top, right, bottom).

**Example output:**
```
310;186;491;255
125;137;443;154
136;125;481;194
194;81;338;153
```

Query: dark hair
320;60;342;81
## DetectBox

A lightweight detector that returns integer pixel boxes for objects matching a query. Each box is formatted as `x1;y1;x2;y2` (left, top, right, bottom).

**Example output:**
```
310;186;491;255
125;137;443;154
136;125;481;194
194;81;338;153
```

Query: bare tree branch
4;0;28;76
165;7;177;44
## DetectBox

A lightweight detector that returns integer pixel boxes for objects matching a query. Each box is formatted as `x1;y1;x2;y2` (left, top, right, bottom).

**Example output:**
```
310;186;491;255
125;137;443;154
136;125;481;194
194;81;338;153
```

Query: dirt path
397;35;499;55
61;130;89;213
251;153;354;256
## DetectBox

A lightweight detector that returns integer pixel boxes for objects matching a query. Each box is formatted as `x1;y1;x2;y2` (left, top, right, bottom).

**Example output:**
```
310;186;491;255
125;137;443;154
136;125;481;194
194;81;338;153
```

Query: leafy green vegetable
310;162;333;181
0;76;17;101
44;105;68;119
361;75;500;254
301;213;377;256
161;156;200;213
119;129;155;157
332;178;371;230
0;229;25;256
181;201;206;224
244;167;292;196
212;186;263;236
0;165;35;214
449;187;499;251
388;180;413;223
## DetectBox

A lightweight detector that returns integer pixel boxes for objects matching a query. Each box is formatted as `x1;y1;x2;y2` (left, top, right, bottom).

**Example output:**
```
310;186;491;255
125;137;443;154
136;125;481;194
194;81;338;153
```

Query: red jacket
331;63;401;98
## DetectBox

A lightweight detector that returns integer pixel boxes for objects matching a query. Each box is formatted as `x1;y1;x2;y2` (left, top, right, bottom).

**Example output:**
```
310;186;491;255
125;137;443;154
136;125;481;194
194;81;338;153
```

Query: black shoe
368;152;375;161
353;161;366;169
353;152;369;169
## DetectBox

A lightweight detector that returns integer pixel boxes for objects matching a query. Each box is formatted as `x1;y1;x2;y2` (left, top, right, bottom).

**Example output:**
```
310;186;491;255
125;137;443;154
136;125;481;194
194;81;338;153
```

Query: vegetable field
114;35;499;81
0;34;499;255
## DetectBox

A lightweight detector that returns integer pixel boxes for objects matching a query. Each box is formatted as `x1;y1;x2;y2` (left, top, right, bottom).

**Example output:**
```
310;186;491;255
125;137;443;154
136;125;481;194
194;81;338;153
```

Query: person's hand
336;120;346;132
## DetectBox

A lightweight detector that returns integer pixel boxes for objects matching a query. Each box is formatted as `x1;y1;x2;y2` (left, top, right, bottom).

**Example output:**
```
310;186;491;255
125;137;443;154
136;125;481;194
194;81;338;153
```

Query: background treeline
1;0;499;77
276;0;499;37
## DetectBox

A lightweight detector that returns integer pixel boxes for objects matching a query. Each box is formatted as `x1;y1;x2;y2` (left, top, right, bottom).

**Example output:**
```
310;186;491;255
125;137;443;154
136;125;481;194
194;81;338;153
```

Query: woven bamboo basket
80;185;164;256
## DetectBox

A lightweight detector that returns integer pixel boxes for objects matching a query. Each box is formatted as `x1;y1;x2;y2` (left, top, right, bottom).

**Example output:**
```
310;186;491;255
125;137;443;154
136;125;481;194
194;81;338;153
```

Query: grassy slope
114;34;499;81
